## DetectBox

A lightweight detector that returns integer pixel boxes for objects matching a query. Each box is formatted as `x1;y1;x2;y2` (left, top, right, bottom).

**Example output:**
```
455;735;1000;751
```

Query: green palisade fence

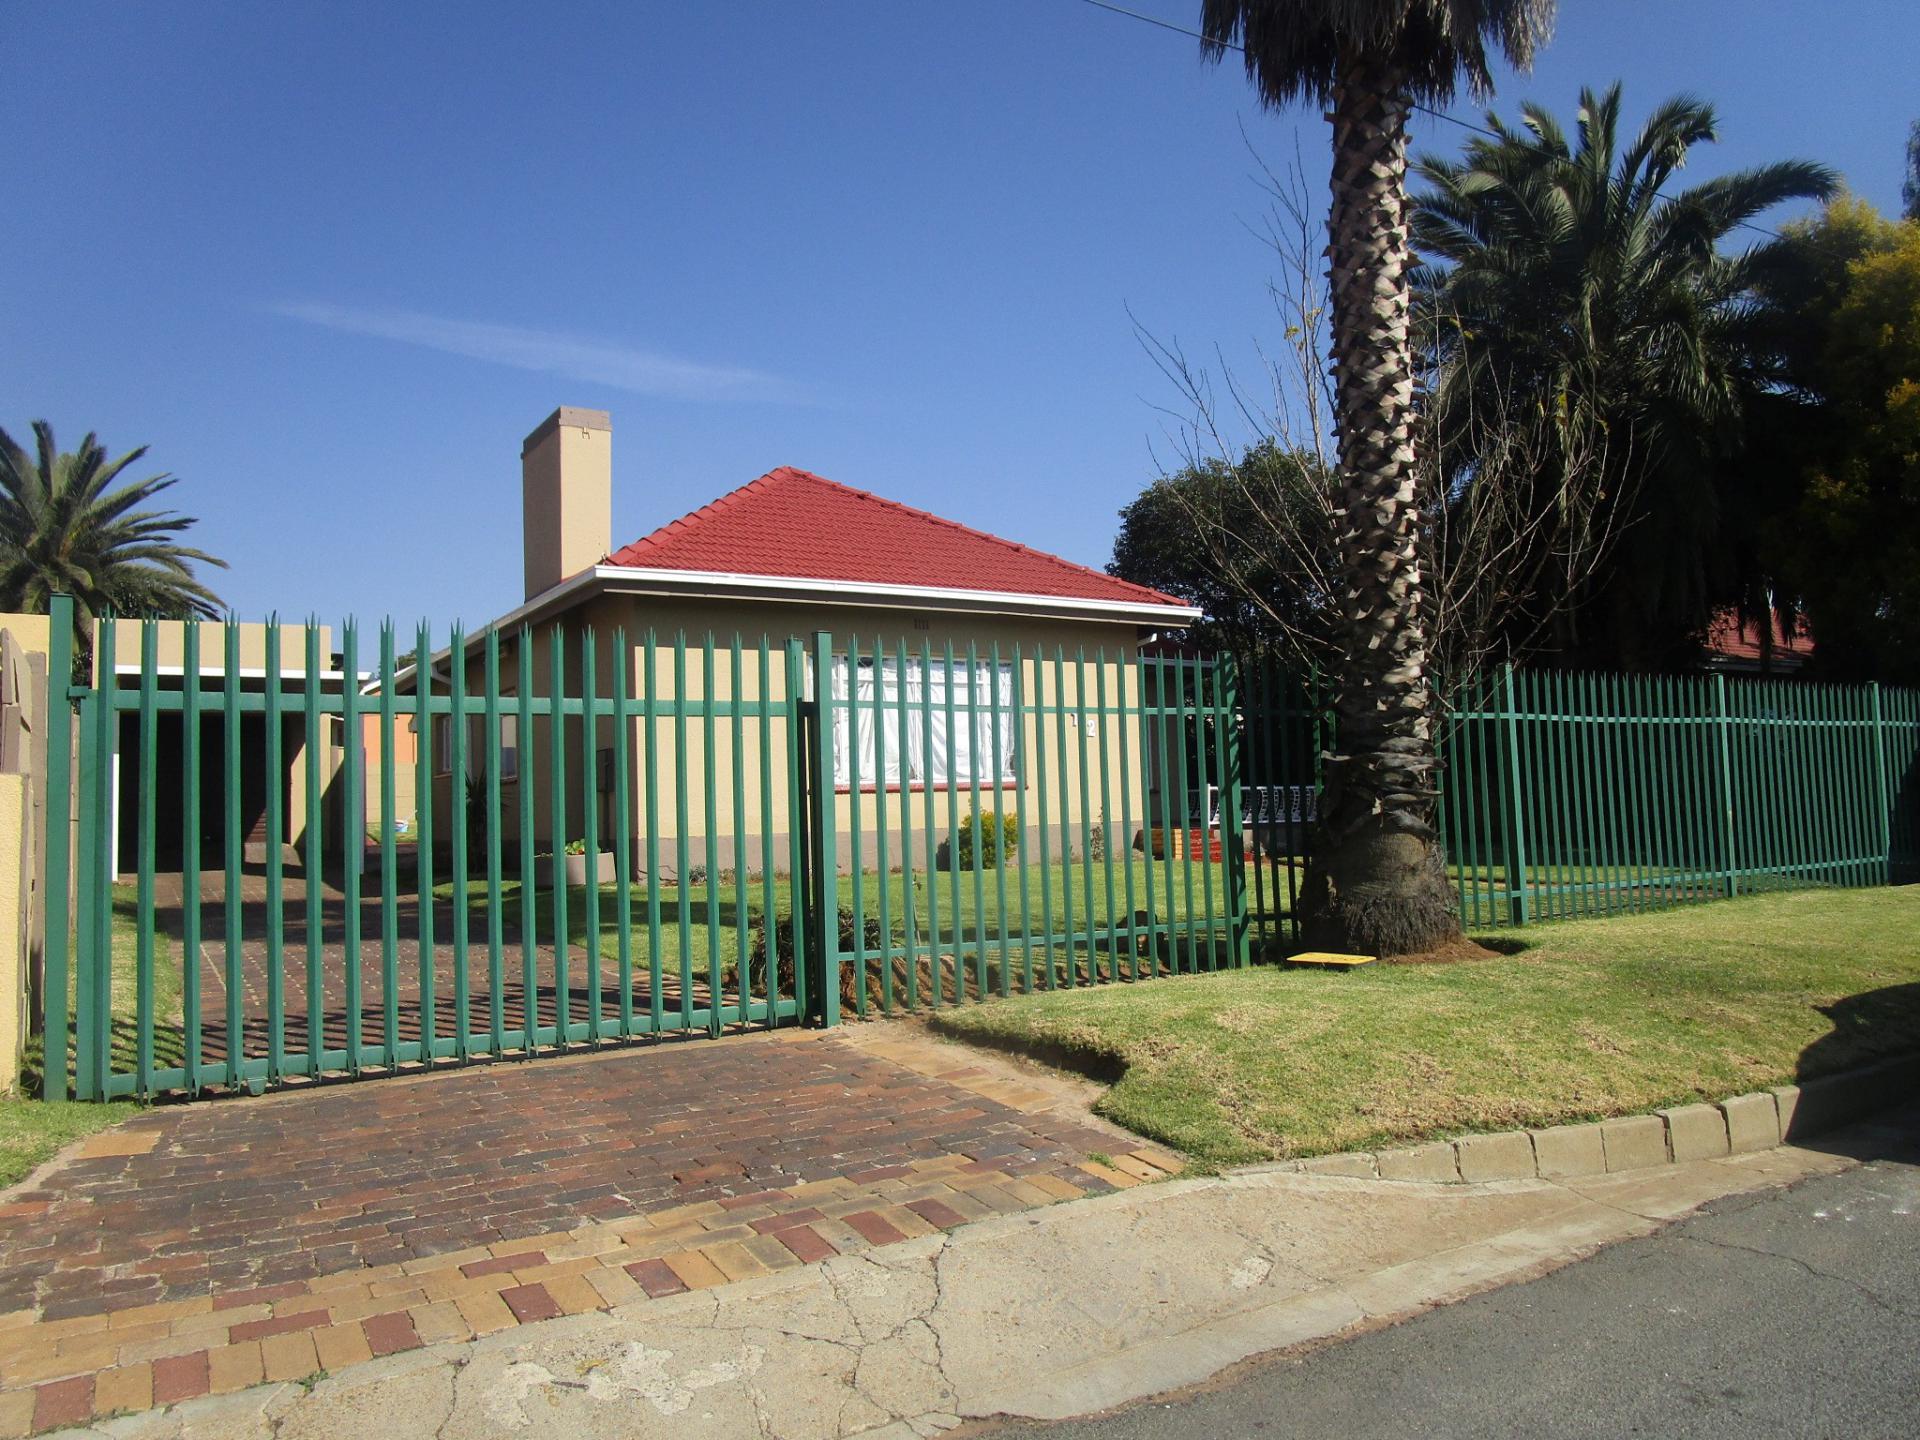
1437;667;1920;928
34;596;1920;1101
817;639;1250;1018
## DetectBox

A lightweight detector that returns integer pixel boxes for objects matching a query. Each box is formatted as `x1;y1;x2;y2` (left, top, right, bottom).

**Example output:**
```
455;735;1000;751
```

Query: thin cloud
269;302;803;403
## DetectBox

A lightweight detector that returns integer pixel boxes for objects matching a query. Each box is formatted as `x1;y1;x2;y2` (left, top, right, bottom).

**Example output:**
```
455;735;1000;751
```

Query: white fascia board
590;564;1203;626
115;664;349;682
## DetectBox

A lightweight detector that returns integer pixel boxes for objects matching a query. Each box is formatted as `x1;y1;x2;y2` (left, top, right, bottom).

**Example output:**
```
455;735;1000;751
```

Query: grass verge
3;886;160;1187
927;885;1920;1169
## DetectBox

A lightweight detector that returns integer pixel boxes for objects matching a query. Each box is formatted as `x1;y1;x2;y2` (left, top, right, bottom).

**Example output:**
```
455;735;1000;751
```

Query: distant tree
1413;84;1836;669
1904;118;1919;222
1753;198;1920;684
0;421;227;662
1196;0;1556;957
1109;442;1333;662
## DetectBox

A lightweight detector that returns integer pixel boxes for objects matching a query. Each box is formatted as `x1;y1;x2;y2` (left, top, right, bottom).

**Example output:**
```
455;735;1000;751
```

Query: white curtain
832;655;1015;786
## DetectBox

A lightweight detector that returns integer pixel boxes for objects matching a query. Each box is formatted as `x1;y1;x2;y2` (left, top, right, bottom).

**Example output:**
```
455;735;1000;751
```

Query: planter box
563;851;615;887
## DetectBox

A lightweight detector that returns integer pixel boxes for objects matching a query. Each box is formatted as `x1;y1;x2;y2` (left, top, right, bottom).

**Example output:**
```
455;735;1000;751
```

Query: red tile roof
1704;609;1814;666
606;466;1186;609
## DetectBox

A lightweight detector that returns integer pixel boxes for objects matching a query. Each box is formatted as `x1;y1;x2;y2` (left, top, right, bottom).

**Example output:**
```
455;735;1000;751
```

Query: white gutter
588;563;1202;627
115;664;350;681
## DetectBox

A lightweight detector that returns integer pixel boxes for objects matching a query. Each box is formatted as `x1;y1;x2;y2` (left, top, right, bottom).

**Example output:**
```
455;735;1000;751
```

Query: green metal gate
44;601;827;1101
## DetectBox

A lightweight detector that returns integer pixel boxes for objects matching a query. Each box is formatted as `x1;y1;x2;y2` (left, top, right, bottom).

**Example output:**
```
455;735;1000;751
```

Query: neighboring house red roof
1704;609;1814;668
606;466;1185;609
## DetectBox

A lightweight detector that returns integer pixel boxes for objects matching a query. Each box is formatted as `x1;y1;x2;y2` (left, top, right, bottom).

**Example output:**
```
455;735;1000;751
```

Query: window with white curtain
830;654;1017;788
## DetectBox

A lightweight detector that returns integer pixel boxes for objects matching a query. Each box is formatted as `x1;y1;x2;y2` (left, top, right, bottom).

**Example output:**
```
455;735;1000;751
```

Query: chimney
520;406;612;599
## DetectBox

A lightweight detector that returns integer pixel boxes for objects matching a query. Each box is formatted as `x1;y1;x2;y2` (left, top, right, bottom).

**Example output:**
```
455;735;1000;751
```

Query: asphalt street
1001;1103;1920;1440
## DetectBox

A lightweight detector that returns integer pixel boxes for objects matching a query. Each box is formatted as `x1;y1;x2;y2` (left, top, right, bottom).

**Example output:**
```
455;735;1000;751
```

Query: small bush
751;908;884;1006
951;809;1021;871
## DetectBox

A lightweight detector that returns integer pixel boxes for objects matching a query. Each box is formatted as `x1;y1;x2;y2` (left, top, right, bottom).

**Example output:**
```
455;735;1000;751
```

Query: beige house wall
0;774;30;1092
422;592;1158;877
0;615;58;1090
108;618;322;680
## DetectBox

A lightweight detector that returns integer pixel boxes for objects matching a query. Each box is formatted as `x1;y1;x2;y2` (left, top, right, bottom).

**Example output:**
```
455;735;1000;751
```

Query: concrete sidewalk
49;1123;1865;1438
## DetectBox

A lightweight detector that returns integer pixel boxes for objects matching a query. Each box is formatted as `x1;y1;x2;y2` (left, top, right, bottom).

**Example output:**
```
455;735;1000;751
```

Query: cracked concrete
53;1133;1867;1439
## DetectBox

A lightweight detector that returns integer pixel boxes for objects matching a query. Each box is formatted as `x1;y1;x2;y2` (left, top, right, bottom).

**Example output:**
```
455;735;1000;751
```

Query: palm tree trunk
1297;51;1459;956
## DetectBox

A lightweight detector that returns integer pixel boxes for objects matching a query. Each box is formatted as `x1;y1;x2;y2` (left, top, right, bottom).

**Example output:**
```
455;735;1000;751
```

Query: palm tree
1413;86;1835;666
1199;1;1554;955
0;421;228;659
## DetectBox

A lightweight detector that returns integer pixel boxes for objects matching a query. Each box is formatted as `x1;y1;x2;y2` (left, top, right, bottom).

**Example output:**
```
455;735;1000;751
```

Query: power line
1074;0;1790;242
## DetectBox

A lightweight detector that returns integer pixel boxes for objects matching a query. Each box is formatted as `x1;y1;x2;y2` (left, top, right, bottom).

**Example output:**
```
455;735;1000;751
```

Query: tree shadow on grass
1795;983;1920;1081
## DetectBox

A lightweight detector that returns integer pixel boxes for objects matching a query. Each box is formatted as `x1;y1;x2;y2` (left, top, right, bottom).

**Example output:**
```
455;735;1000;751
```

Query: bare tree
1137;156;1623;695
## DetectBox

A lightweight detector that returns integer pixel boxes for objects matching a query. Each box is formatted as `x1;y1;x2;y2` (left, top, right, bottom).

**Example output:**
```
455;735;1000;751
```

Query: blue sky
4;1;1914;628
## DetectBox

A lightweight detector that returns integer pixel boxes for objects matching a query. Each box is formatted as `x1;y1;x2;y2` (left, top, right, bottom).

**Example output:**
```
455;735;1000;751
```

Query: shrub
751;908;884;1006
951;809;1021;871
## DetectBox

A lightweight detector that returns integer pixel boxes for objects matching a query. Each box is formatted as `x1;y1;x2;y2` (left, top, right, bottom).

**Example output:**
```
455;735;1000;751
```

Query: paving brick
260;1331;322;1384
32;1376;92;1431
1659;1103;1731;1162
770;1225;838;1265
1106;1154;1162;1182
1600;1115;1671;1172
0;1389;33;1440
1720;1092;1782;1154
749;1208;825;1234
906;1199;969;1230
662;1250;731;1291
500;1284;562;1325
229;1309;328;1344
625;1258;690;1299
360;1310;421;1357
545;1275;607;1317
842;1211;908;1247
460;1253;536;1280
91;1361;153;1416
704;1243;774;1283
151;1350;210;1405
310;1321;374;1372
585;1265;644;1308
407;1302;473;1348
451;1292;516;1338
206;1341;264;1395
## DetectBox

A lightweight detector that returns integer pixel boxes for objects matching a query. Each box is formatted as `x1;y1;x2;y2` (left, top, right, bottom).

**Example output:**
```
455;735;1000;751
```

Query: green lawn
441;855;1240;984
2;886;160;1187
927;885;1920;1169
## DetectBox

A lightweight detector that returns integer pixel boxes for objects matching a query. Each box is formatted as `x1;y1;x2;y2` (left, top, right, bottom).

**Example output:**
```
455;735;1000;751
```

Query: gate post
807;632;839;1027
41;595;75;1099
1218;653;1251;968
1868;682;1891;885
1499;665;1531;925
1713;673;1739;898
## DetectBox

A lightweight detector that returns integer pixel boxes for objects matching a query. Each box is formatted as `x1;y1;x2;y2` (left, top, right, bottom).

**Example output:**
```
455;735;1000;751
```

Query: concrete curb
1291;1053;1920;1185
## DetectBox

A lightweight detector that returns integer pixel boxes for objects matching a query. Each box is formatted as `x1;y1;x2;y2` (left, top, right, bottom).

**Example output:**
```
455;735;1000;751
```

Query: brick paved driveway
0;1028;1160;1327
